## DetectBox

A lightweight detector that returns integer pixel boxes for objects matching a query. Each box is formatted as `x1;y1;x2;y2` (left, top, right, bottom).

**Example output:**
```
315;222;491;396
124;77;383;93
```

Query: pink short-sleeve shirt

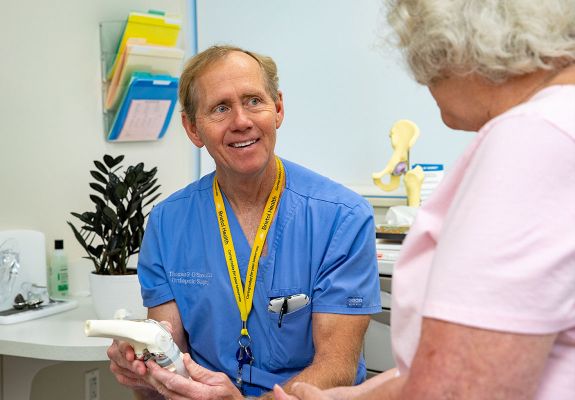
391;85;575;399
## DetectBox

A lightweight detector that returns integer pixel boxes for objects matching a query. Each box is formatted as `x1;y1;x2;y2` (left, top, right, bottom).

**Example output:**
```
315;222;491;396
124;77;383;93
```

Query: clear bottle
49;239;69;298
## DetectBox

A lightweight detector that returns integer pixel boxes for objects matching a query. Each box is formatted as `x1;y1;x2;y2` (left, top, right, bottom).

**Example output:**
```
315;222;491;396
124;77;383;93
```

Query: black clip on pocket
278;297;289;328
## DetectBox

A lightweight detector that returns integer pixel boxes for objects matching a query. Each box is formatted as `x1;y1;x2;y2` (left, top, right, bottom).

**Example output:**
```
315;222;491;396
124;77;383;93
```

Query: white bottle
49;239;69;298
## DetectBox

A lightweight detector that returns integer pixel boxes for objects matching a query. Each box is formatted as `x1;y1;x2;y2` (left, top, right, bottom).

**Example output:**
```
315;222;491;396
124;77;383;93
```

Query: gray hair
385;0;575;84
179;45;279;123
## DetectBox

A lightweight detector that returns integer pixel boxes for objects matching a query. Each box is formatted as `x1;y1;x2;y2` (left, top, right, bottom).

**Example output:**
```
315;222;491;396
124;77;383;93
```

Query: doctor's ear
275;91;285;128
181;112;204;148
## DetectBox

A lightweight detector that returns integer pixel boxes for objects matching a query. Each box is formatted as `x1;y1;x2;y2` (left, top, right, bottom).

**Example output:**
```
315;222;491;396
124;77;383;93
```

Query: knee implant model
372;120;424;207
85;319;188;377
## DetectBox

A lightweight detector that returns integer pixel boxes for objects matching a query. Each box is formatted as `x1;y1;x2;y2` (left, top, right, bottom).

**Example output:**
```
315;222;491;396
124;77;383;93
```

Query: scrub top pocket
266;301;314;371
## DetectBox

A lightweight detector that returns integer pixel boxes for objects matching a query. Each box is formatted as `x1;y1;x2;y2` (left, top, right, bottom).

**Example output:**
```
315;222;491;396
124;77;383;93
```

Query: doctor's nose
229;107;254;132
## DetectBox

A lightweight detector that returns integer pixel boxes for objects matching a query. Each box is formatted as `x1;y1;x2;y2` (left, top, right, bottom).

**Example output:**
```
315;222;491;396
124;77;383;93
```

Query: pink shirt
391;85;575;399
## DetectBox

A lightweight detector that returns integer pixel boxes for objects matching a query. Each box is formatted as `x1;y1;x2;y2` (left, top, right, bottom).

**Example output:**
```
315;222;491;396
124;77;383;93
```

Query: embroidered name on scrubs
213;156;285;390
347;296;364;308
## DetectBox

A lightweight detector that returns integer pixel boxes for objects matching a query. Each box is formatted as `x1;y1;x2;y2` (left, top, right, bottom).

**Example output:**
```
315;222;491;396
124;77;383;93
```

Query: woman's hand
272;368;400;400
146;353;244;400
273;383;334;400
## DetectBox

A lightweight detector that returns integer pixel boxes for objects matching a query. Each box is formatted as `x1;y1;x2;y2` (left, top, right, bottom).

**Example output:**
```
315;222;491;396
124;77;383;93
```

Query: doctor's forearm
265;313;369;398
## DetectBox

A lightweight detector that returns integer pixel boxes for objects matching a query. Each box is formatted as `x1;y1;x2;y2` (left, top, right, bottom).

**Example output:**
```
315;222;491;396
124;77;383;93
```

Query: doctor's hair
179;45;280;122
385;0;575;85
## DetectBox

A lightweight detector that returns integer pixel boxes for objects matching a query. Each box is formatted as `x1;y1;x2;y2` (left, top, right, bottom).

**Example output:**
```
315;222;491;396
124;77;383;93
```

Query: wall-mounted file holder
106;42;184;111
99;11;183;142
107;73;178;141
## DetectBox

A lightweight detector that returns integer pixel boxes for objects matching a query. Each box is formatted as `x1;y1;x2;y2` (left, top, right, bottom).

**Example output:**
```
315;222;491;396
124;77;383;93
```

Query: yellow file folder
107;11;181;80
105;39;184;110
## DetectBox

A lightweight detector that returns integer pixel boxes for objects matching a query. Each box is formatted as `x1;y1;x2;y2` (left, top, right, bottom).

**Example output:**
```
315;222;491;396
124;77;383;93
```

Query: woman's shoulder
485;85;575;140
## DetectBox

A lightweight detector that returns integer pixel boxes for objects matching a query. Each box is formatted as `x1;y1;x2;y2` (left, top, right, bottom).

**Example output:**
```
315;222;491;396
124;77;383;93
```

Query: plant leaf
89;194;106;209
143;184;160;198
70;211;94;225
71;154;161;275
115;182;128;199
103;154;115;168
94;160;108;174
68;222;87;248
142;192;162;208
113;155;125;166
89;182;107;197
102;206;118;225
124;169;136;186
90;170;108;185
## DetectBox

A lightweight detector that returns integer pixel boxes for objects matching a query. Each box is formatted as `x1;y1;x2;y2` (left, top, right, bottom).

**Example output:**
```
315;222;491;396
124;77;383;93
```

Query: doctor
106;45;381;399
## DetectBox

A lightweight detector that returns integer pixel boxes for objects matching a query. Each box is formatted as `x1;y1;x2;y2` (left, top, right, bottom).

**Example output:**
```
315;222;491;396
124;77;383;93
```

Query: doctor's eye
247;97;262;106
213;104;229;114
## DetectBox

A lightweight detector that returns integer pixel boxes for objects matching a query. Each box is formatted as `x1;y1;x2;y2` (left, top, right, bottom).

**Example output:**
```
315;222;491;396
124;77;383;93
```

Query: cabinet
355;189;405;375
0;296;120;400
364;241;401;375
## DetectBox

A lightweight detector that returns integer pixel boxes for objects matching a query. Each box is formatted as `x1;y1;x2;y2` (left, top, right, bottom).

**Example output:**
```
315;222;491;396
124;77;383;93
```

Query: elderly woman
276;0;575;399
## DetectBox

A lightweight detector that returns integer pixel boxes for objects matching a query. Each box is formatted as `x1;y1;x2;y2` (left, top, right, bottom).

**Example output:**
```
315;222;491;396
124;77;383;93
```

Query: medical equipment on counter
0;240;20;307
0;230;77;324
372;120;425;208
85;318;189;377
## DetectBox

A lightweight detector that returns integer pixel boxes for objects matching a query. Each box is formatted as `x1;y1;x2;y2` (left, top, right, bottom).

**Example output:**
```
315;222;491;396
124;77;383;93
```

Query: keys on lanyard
235;334;254;389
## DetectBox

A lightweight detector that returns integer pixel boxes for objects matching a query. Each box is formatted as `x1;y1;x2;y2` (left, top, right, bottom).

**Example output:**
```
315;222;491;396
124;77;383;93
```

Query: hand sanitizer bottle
49;239;69;298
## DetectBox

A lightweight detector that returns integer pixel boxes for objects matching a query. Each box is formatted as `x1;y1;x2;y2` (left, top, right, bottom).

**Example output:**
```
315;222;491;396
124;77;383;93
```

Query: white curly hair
385;0;575;84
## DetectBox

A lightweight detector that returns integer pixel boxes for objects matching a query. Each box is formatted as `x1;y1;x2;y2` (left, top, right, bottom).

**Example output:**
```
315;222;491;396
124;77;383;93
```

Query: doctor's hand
146;353;244;400
107;339;155;392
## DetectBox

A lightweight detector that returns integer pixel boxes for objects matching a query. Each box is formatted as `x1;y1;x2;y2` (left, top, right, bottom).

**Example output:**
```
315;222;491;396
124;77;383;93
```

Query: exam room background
1;0;474;277
0;0;473;398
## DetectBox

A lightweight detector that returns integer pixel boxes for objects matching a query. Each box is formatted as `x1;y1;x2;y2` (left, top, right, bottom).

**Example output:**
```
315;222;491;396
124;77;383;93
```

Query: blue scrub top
138;159;381;395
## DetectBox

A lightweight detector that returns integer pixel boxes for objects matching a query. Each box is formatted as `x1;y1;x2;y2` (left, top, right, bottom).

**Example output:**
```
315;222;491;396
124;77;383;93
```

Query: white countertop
0;296;112;361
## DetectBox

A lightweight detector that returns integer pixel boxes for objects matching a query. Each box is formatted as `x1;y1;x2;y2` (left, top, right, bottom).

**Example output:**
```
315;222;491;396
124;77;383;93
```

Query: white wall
196;0;475;188
0;0;196;292
0;0;477;287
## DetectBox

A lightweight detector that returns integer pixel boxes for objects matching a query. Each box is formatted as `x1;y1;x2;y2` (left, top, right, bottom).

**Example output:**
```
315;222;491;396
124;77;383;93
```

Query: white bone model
372;119;425;207
85;319;188;377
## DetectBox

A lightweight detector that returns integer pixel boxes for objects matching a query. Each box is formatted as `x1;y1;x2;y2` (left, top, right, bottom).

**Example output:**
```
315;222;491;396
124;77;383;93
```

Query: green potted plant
68;154;161;318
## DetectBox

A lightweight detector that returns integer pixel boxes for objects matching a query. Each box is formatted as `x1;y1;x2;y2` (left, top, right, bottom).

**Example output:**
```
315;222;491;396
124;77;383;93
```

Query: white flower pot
88;271;147;319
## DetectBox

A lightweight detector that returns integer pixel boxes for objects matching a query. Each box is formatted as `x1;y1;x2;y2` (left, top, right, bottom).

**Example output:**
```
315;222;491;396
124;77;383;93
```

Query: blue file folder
107;72;179;141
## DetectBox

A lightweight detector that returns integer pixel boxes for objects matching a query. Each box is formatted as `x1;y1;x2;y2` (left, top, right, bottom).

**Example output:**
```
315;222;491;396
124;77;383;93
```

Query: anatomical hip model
372;119;424;208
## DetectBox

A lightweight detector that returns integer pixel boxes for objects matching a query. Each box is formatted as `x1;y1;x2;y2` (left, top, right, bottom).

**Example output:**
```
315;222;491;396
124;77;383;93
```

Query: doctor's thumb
182;353;211;381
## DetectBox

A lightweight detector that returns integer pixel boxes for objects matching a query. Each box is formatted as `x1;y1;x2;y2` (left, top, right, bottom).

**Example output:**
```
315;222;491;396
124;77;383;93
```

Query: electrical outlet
84;369;100;400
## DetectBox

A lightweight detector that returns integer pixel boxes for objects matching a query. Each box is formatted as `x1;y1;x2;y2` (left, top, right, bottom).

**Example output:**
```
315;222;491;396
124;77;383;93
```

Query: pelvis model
372;120;424;207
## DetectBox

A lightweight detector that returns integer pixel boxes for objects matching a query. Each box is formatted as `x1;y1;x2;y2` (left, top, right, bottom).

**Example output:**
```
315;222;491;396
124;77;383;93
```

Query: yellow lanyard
213;156;285;337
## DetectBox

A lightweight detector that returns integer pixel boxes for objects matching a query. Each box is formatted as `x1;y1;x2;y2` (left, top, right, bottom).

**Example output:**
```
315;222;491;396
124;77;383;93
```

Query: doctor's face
183;51;284;178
